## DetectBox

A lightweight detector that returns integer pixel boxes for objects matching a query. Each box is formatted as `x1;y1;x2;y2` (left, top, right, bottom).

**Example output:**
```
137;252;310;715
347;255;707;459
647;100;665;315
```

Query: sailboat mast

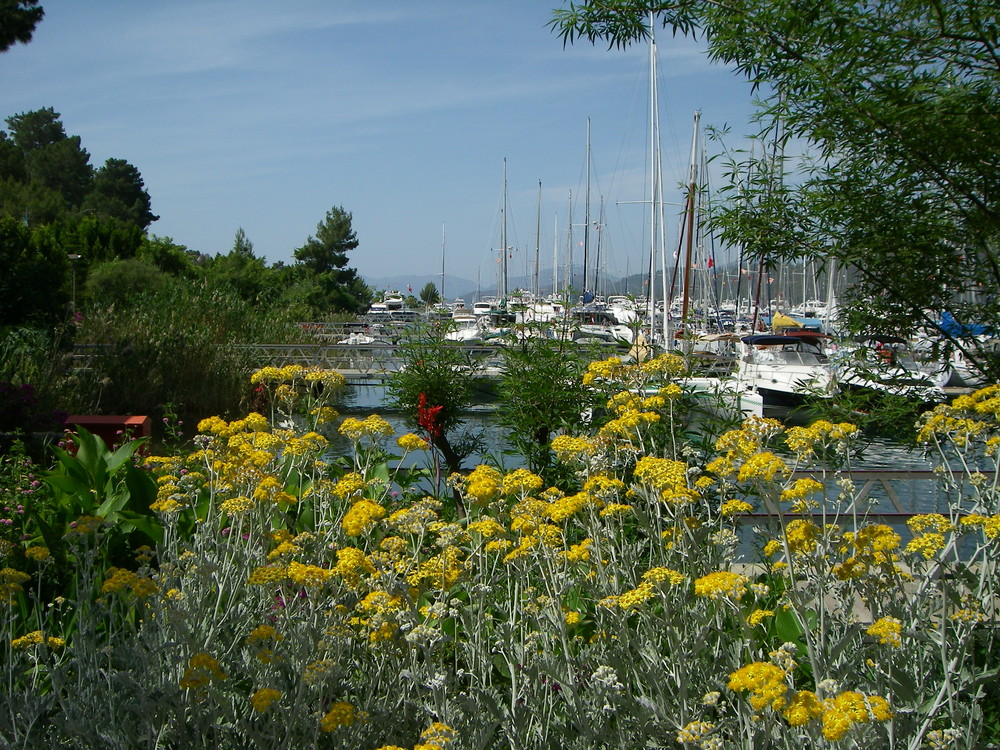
595;195;605;297
647;14;658;343
440;222;446;301
534;180;542;298
552;213;559;297
565;190;573;300
680;110;701;334
584;117;592;297
500;158;509;302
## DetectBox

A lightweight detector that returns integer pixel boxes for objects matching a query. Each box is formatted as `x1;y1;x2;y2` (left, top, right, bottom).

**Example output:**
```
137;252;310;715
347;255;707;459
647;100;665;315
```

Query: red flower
417;392;443;441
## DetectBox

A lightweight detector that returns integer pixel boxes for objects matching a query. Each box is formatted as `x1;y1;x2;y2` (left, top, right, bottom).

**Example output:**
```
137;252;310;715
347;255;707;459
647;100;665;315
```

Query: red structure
64;415;152;450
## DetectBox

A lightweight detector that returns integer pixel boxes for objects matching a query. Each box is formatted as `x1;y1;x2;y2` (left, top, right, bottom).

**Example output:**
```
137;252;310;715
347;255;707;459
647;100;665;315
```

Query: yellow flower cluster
783;690;825;726
747;609;775;627
250;687;281;712
319;700;355;731
501;468;544;497
406;546;466;590
24;546;49;561
908;513;954;534
715;417;784;459
867;616;903;646
633;456;698;504
333;547;375;587
784;420;859;457
544;491;594;523
906;532;947;559
179;652;227;690
676;720;716;745
247;563;288;586
287;560;334;587
643;566;685;585
784;519;821;556
11;630;65;650
197;413;270;437
960;513;1000;539
334;472;367;499
219;495;255;515
917;387;996;446
780;477;824;510
737;451;790;482
311;406;339;424
468;518;507;539
834;524;901;580
101;567;156;598
820;691;893;741
728;662;789;711
598;406;661;441
397;432;429;452
339;415;394;442
551;434;596;462
561;538;592;563
582;357;624;386
694;571;749;600
463;465;502;504
1;567;31;604
583;473;626;500
388;497;441;535
720;499;753;516
245;624;283;645
342;498;387;537
418;721;456;748
352;590;407;643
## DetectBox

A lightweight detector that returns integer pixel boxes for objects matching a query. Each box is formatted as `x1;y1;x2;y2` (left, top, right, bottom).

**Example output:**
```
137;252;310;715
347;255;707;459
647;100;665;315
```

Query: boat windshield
751;346;827;365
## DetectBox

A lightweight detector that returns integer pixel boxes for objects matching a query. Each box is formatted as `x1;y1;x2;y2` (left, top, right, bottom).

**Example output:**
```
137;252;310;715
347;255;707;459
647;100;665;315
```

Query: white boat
472;300;495;317
832;336;947;403
338;332;378;345
733;333;835;408
569;306;635;345
445;311;482;342
607;295;639;325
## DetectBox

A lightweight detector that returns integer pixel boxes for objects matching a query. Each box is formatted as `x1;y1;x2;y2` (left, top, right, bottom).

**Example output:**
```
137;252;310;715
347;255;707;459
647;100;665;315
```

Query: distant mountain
363;270;657;304
363;273;477;301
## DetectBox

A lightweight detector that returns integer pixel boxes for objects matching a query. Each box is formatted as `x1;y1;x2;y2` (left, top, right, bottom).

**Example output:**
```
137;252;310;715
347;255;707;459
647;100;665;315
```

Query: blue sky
2;1;760;288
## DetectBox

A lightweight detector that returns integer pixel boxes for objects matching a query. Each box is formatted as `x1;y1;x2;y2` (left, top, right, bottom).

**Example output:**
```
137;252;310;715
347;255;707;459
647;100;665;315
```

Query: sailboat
568;118;634;346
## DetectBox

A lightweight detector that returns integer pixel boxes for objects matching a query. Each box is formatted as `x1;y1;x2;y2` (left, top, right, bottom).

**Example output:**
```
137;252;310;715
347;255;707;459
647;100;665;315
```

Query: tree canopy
0;105;371;326
0;0;43;53
1;108;157;230
82;158;159;230
552;0;1000;376
293;206;370;313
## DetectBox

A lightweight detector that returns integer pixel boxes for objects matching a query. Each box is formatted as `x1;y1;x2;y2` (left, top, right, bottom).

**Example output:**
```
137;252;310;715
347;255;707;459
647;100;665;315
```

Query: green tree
496;330;595;475
136;235;199;278
82;157;158;230
551;1;1000;379
0;131;25;181
83;258;171;309
46;215;144;267
0;216;68;326
0;0;44;53
386;322;484;492
203;227;274;303
4;108;93;217
293;205;370;313
418;282;440;307
232;226;254;257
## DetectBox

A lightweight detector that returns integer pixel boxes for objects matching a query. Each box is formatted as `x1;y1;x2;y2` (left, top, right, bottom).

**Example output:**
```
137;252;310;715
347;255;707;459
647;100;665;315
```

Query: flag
708;256;715;268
